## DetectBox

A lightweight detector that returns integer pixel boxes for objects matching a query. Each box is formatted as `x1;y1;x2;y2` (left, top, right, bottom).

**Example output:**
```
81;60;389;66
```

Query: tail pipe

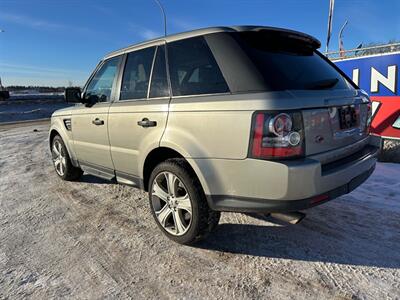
270;211;306;224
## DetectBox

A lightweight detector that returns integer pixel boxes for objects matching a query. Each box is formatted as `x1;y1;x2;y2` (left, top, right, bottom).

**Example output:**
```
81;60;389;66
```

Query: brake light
250;111;304;159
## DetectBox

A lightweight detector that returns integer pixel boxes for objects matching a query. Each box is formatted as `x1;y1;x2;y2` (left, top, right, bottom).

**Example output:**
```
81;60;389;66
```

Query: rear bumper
188;137;379;213
206;165;375;213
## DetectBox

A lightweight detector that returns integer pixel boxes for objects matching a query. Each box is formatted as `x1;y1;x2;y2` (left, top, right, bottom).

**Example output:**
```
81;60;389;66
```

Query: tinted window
85;56;121;102
149;45;169;98
120;47;155;100
232;31;351;91
167;36;229;96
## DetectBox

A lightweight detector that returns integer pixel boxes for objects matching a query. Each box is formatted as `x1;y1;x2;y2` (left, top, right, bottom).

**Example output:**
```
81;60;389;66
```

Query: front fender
49;117;79;167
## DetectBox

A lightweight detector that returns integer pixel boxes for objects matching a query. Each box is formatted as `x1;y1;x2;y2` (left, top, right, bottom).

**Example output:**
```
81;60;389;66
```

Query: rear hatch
231;29;370;157
292;90;370;156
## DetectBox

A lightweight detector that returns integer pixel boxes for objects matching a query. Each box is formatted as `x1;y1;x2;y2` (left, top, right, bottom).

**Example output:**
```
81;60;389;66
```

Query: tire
51;135;83;181
148;158;220;245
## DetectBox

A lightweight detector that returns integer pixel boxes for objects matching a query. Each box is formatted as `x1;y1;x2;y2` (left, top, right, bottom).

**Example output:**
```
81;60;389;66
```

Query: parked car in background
49;26;379;244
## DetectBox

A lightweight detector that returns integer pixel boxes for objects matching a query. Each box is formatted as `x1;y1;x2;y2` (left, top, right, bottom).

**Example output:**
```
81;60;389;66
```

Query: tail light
366;101;372;133
249;111;304;160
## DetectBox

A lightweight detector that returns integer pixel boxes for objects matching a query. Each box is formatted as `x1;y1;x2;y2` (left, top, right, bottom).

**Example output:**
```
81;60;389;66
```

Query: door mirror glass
64;87;82;103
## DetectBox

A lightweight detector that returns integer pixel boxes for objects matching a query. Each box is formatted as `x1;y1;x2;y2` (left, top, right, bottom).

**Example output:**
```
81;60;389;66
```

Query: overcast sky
0;0;399;86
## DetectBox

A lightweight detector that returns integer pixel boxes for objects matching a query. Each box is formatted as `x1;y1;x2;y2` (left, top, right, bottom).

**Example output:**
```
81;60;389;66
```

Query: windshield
232;31;353;91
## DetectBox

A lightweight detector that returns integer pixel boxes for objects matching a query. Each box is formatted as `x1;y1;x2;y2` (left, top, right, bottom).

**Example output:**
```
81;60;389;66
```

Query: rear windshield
231;31;352;91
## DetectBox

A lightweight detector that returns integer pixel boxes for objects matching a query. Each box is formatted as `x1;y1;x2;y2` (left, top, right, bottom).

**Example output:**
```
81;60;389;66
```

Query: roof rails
104;25;321;59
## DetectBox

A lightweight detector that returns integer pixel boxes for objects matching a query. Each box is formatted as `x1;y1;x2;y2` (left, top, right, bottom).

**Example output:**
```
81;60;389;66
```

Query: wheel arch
49;126;79;167
142;147;210;195
49;129;59;148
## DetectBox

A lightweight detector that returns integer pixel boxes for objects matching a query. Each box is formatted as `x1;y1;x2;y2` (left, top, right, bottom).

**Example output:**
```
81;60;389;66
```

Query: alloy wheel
151;171;192;236
52;140;66;176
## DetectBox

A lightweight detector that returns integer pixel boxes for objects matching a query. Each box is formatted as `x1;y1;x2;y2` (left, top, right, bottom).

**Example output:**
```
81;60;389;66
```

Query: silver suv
49;26;379;244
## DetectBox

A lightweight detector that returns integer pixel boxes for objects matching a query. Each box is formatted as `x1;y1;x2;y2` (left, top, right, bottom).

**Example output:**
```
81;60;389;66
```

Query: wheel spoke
54;157;61;167
156;205;172;227
175;194;191;213
59;159;64;175
165;172;178;197
152;181;169;201
52;143;60;156
57;142;62;155
172;210;186;234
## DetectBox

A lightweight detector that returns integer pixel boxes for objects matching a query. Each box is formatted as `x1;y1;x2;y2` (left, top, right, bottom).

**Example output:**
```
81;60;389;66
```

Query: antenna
154;0;167;37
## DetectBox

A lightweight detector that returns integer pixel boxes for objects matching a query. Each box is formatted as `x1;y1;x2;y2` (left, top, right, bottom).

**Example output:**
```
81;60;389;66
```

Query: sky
0;0;399;87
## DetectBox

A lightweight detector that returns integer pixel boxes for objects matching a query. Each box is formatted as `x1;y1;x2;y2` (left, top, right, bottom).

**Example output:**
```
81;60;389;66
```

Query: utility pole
326;0;335;53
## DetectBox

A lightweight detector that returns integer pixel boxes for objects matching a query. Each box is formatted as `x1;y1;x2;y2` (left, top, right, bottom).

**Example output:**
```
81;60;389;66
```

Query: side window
149;45;169;98
120;47;156;100
85;56;121;102
167;36;229;96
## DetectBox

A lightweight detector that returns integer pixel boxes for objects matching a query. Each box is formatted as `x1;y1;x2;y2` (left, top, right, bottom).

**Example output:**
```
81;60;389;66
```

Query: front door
72;55;122;174
108;43;170;185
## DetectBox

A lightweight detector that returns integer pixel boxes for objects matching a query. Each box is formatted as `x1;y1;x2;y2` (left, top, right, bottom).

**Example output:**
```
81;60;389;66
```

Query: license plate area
338;105;359;130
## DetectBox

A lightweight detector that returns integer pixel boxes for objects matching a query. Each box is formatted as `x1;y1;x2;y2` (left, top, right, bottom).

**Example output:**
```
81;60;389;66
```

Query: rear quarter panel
161;94;255;159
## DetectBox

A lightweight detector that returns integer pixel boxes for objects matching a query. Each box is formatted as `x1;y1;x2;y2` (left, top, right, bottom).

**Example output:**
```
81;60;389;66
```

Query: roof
104;25;321;59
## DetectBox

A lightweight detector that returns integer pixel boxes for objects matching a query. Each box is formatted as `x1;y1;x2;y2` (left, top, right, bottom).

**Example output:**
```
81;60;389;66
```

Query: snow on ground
0;99;71;123
0;123;399;299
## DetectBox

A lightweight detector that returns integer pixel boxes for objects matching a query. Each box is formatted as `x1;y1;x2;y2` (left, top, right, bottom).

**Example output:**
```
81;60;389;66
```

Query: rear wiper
306;78;339;90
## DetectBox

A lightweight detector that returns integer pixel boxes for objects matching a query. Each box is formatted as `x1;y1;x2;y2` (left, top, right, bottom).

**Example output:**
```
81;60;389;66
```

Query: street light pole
154;0;167;37
338;20;348;58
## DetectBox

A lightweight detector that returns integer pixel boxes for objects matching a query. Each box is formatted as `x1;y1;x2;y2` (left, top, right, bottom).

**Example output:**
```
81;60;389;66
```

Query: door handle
137;118;157;128
92;118;104;126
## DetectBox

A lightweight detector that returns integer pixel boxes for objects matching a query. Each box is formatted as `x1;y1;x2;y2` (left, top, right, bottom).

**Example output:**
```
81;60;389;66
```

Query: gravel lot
0;123;399;299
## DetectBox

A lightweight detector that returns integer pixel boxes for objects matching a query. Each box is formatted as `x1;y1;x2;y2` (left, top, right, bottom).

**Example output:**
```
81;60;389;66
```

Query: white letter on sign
352;69;360;86
371;65;397;93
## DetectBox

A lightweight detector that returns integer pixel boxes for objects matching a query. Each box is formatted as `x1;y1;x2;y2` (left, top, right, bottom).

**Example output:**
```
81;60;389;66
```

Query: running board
80;164;115;181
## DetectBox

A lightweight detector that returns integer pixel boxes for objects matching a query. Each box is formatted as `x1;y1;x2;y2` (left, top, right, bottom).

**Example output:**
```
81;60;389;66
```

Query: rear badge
315;135;324;143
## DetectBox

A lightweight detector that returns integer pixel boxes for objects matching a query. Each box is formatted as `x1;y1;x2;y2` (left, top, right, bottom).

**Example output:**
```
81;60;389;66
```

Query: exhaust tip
270;212;306;225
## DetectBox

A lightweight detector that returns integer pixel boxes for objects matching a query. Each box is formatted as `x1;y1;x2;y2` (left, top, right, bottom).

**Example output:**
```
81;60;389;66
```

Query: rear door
72;56;122;174
108;43;170;184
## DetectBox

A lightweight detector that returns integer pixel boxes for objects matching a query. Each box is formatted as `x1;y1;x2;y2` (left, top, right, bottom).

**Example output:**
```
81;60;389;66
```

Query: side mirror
65;87;82;103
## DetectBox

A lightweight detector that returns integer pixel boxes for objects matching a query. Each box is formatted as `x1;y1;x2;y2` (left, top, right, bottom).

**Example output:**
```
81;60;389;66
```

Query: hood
51;105;76;117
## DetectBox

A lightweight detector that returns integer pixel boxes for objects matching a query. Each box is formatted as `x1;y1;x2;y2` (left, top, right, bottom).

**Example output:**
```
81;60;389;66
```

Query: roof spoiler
237;26;321;50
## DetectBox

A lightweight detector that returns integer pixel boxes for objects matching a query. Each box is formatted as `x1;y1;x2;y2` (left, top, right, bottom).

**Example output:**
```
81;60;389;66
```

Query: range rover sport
49;26;380;244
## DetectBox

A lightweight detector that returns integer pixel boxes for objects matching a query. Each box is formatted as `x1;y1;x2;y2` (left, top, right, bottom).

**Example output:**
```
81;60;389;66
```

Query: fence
325;43;400;60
